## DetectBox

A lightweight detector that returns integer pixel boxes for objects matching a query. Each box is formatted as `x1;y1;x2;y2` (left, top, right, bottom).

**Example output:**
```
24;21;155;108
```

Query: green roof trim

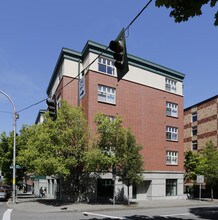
47;48;82;95
47;41;185;95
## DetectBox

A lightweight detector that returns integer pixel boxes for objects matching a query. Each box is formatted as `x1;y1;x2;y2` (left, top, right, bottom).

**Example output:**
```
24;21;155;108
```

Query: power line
56;0;153;95
17;0;153;114
55;45;110;96
125;0;153;33
17;98;47;113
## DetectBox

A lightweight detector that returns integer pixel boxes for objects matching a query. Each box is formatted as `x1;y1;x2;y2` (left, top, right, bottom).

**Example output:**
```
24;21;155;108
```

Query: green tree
184;150;205;182
117;129;143;205
155;0;218;26
17;101;90;201
86;113;144;204
0;129;27;186
201;141;218;200
0;132;12;184
85;113;126;172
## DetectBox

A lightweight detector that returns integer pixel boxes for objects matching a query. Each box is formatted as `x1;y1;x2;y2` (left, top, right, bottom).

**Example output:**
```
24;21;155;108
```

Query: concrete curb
6;196;218;213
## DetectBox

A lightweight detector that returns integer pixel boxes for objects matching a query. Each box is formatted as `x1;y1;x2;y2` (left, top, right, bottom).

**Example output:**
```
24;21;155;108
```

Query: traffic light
109;28;129;81
46;97;57;121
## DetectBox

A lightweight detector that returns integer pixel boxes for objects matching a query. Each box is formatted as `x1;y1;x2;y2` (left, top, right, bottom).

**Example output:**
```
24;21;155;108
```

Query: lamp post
0;90;17;204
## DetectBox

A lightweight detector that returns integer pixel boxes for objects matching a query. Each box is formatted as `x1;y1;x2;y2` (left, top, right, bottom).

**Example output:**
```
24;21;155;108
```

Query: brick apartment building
184;95;218;152
45;40;185;201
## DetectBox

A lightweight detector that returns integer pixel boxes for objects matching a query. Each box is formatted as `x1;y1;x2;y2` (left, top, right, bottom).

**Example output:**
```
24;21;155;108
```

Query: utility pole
0;90;18;204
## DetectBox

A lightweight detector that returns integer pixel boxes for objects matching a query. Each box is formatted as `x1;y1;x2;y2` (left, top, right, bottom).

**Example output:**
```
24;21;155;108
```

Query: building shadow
81;215;188;220
190;206;218;220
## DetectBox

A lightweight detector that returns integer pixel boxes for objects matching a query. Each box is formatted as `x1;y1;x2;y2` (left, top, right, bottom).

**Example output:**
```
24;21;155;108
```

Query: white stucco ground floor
97;171;184;202
33;171;184;202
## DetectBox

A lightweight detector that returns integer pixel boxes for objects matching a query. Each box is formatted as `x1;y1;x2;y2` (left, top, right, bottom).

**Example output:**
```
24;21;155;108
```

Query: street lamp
0;90;17;204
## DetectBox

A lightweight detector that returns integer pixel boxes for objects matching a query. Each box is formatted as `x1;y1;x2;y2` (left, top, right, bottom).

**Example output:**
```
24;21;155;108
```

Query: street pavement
6;193;218;213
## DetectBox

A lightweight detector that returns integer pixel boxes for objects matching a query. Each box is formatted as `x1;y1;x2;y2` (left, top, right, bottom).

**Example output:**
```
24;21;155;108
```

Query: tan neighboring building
184;95;218;152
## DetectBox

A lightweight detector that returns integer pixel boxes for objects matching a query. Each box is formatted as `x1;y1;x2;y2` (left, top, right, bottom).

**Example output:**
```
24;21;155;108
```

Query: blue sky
0;0;217;134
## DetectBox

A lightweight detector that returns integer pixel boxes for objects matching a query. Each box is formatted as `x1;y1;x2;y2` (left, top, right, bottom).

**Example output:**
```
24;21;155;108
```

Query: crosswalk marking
83;212;127;219
2;209;12;220
160;212;190;217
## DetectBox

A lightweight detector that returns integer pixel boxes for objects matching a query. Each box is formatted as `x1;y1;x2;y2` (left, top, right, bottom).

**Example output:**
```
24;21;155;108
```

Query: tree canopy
86;113;144;204
201;141;218;200
14;103;144;202
184;141;218;200
18;101;89;177
155;0;218;26
0;132;13;184
184;150;205;182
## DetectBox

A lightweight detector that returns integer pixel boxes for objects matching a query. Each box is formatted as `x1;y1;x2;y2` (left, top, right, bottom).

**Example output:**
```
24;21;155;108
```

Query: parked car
0;185;12;200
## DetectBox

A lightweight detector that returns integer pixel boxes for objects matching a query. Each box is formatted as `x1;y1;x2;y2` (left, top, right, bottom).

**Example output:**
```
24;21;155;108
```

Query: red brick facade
45;41;185;200
60;70;184;172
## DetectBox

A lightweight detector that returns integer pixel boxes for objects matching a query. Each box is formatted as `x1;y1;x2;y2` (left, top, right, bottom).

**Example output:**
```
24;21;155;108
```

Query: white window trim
165;78;177;93
166;126;178;141
166;151;178;165
166;102;178;117
192;126;197;136
192;140;198;150
98;57;115;75
192;112;197;122
98;84;116;104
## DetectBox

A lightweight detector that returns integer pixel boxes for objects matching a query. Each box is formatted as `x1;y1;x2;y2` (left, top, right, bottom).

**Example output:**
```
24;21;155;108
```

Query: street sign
197;175;204;201
79;76;85;100
10;165;22;169
197;175;204;184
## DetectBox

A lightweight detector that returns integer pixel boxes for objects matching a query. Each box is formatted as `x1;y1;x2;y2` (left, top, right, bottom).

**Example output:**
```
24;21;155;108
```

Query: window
166;126;178;141
97;179;114;198
98;57;115;75
192;126;197;136
192;112;197;122
166;102;178;117
166;151;178;165
166;179;177;196
98;85;116;104
108;115;115;121
165;78;177;93
192;140;198;150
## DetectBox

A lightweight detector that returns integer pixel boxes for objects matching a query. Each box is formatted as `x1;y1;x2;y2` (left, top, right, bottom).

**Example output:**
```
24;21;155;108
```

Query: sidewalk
7;194;218;213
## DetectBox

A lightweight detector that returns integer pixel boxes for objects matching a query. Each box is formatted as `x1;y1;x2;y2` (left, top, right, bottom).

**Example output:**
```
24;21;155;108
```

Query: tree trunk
211;187;214;201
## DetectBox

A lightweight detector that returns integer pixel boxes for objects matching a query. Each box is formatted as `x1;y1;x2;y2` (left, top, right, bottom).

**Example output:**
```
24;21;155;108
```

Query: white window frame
98;57;115;75
192;140;198;150
98;85;116;104
166;151;178;165
192;112;197;122
166;126;178;141
166;102;178;117
192;126;197;136
165;78;177;93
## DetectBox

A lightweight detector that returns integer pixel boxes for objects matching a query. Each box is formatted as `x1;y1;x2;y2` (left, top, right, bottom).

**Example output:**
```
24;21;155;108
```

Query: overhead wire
17;0;153;114
55;45;110;96
17;98;47;114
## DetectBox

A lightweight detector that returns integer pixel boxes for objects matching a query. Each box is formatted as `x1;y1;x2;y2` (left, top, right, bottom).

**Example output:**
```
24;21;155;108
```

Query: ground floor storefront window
166;179;177;196
97;179;114;199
